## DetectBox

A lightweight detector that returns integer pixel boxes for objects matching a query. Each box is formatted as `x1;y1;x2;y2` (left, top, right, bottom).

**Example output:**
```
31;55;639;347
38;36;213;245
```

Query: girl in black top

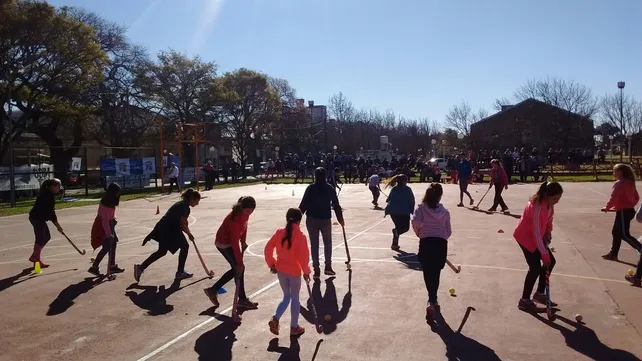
28;178;63;268
134;189;201;282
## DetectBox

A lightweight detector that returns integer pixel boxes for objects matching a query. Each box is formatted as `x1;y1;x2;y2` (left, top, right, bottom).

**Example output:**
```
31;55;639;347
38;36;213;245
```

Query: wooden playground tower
159;121;208;192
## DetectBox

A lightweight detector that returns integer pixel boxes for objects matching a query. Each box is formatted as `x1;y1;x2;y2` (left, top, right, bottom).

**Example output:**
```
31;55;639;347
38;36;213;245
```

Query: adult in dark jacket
299;167;344;278
456;156;474;207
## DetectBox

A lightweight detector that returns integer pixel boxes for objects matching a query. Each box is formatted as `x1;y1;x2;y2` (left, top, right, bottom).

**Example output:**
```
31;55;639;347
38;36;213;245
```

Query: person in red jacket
602;164;641;261
513;181;563;311
204;196;258;314
264;208;311;336
488;159;509;213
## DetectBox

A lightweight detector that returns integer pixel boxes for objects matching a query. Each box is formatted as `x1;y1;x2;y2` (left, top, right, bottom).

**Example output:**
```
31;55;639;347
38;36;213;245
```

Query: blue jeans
274;272;302;328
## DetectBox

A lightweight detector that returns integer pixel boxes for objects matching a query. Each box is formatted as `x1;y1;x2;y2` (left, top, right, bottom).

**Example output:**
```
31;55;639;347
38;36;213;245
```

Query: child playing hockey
264;208;311;336
89;183;123;276
456;155;474;207
602;164;641;261
204;196;259;316
513;181;563;311
488;159;509;213
134;189;201;282
28;178;63;268
384;174;415;251
367;172;382;207
412;183;451;320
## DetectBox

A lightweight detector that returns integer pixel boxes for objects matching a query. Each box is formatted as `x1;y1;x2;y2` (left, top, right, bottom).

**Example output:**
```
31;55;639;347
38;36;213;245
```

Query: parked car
429;158;448;170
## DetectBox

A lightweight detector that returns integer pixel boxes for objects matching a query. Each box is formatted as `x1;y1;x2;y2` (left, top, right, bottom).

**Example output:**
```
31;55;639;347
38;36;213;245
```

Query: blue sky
48;0;642;123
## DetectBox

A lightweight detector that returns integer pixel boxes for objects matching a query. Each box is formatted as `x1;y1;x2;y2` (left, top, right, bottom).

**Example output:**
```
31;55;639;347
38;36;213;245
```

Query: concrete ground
1;182;642;361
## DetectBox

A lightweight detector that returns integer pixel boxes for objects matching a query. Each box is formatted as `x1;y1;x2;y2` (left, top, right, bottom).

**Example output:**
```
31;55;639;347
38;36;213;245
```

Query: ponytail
383;174;408;189
422;183;443;209
281;208;303;249
530;181;563;203
231;196;256;220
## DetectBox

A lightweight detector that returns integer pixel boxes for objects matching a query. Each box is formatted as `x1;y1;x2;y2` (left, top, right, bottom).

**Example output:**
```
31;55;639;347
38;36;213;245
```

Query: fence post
84;147;89;198
593;160;598;181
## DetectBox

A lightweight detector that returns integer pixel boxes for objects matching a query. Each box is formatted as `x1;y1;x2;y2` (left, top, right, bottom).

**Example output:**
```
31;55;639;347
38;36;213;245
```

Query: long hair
231;196;256;220
614;163;636;186
282;208;303;249
41;178;62;192
101;182;121;208
530;181;563;203
383;174;407;189
181;189;202;203
422;183;443;209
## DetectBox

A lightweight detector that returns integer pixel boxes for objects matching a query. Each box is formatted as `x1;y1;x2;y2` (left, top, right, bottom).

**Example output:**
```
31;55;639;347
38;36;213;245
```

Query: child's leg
610;211;624;257
319;220;333;269
520;245;542;299
210;247;236;292
306;218;322;271
397;215;411;235
176;240;189;274
140;248;168;271
289;275;302;328
92;243;110;268
274;273;292;320
620;209;642;251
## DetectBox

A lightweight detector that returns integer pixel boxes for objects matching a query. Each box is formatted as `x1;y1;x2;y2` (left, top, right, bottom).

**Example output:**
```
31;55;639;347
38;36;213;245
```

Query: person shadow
125;277;208;316
193;312;246;361
393;251;422;271
47;275;106;316
300;270;352;335
267;336;301;361
531;313;641;361
429;306;502;361
1;267;78;293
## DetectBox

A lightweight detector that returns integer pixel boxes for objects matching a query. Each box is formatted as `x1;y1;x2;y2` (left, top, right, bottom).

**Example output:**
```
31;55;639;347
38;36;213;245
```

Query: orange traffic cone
156;205;160;215
497;229;504;233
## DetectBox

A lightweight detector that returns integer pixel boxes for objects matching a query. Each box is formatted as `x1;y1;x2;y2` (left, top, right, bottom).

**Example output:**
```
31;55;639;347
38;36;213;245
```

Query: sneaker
109;266;125;274
324;266;336;276
204;288;220;307
517;298;537;312
391;244;400;251
457;203;464;207
290;325;305;336
501;208;509;213
425;305;436;321
533;292;558;307
238;298;259;310
134;264;143;283
625;275;642;287
313;268;321;279
602;252;618;261
469;199;474;206
231;314;242;323
268;317;279;335
175;271;193;280
487;208;496;213
88;266;101;276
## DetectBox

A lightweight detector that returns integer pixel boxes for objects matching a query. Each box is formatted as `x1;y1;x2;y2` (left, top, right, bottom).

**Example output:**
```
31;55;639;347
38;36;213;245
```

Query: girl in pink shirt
265;208;311;336
89;183;122;277
601;164;641;261
513;181;563;312
411;183;451;320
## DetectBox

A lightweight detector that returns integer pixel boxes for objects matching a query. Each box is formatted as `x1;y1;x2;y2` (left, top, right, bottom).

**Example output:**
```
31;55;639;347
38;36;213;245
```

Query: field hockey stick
190;239;214;278
472;187;491;210
60;231;86;255
305;279;323;333
446;259;461;273
545;268;555;321
231;276;241;323
341;224;351;267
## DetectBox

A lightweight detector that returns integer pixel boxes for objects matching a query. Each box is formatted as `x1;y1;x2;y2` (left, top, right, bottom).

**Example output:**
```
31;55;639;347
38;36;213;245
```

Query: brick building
469;98;594;151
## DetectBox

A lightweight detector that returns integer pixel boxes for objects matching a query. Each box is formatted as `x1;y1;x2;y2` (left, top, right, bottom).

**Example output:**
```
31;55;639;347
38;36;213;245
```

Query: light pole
274;146;280;160
7;100;16;207
609;135;614;165
618;81;625;162
431;139;437;157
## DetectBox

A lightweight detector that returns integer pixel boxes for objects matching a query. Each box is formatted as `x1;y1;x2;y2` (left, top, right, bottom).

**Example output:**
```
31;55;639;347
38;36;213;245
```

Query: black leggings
418;237;447;304
209;246;247;300
520;244;556;299
610;208;642;257
93;226;118;268
490;183;508;211
140;241;189;274
459;179;472;203
391;215;410;234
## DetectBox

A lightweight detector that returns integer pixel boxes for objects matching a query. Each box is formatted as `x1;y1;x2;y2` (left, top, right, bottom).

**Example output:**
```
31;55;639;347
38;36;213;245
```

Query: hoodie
385;185;415;216
604;179;639;211
513;201;553;264
215;212;250;266
299;182;344;223
411;203;452;240
264;224;311;277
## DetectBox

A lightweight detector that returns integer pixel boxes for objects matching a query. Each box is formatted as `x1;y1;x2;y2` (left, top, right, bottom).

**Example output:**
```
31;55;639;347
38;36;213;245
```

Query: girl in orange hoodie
602;164;641;261
264;208;311;336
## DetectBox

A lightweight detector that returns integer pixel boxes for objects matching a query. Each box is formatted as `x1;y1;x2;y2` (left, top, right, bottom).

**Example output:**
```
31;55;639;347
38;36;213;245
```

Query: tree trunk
32;117;84;183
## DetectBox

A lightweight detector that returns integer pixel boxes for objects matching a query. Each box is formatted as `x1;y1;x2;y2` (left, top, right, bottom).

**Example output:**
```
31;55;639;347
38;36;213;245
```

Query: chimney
500;105;513;112
308;100;315;107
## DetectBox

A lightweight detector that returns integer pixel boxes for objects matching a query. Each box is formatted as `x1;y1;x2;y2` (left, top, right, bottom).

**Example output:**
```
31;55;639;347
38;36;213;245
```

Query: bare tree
445;100;487;137
328;91;354;124
492;97;512;111
601;92;642;136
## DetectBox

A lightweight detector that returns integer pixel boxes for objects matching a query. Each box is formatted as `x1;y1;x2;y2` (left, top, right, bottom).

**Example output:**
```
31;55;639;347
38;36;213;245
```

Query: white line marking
136;217;387;361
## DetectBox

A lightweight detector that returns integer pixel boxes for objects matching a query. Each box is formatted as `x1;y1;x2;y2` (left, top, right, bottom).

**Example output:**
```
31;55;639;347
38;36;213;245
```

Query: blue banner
129;158;143;175
100;158;116;177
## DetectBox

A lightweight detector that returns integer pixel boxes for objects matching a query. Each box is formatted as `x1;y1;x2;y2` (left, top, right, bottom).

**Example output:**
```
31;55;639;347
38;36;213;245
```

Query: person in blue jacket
384;174;415;251
457;154;474;207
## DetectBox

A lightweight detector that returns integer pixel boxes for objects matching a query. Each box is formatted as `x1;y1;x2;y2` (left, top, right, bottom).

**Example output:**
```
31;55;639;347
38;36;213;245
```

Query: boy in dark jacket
299;167;344;278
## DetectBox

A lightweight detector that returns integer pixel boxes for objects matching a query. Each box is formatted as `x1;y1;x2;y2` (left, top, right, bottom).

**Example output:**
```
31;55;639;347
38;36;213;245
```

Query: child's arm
297;234;311;277
263;231;279;269
445;211;452;239
531;205;550;263
411;207;423;237
604;181;621;211
98;206;114;239
298;186;312;215
180;216;194;241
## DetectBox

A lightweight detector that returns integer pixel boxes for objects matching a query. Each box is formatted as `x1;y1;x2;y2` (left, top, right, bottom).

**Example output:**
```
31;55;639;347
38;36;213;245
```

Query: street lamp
431;139;437;157
457;133;464;140
627;132;633;163
618;81;625;162
274;146;280;160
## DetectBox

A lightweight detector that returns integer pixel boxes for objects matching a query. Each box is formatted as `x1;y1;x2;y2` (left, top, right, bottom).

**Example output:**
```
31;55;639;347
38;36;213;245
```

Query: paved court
1;182;642;361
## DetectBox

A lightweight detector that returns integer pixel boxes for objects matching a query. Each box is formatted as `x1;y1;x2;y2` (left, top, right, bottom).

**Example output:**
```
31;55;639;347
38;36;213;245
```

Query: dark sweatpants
490;183;508;211
418;237;447;304
30;218;51;246
208;246;248;300
520;244;557;299
141;238;189;274
391;214;410;247
610;208;642;257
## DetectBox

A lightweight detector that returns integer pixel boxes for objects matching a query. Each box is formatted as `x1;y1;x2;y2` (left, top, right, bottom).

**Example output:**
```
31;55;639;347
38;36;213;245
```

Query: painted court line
136;217;387;361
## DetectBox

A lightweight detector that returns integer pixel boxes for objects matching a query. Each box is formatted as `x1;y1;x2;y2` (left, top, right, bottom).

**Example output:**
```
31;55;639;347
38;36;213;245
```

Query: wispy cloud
129;0;160;34
189;0;225;55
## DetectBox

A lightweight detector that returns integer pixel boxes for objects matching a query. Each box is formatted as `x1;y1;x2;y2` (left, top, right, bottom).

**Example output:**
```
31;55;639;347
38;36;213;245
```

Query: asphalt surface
1;182;642;361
